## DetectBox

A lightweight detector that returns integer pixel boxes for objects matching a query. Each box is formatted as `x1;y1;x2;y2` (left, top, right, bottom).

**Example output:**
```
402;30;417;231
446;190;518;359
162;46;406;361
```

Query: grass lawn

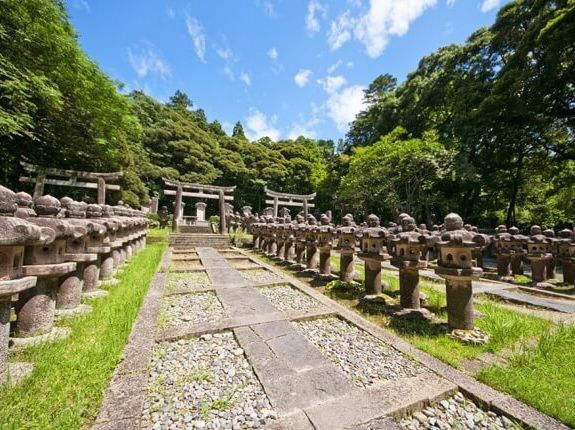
479;325;575;428
0;240;166;429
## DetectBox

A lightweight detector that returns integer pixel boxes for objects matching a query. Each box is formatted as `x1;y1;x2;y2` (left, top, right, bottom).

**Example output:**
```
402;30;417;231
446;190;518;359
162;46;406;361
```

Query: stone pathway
488;289;575;314
93;246;570;430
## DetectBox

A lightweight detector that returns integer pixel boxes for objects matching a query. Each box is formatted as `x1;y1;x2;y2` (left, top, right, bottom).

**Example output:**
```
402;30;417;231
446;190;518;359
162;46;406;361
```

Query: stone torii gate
264;187;315;218
19;161;122;204
163;178;235;233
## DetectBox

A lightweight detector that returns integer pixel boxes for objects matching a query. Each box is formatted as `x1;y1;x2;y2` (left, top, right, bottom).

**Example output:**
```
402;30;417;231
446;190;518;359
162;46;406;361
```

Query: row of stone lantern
493;224;575;287
248;210;493;342
0;185;148;385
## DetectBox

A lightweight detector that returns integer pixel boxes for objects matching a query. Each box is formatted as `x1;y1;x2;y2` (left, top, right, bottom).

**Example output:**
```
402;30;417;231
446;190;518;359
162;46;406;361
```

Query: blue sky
66;0;508;141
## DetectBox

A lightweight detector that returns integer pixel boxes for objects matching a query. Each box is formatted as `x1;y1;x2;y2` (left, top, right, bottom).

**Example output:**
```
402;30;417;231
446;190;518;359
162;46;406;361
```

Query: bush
325;280;363;299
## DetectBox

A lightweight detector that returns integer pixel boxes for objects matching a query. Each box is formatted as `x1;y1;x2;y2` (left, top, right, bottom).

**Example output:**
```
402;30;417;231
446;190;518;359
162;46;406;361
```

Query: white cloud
267;47;278;60
185;15;206;62
294;69;313;87
72;0;90;12
239;72;252;86
325;85;366;132
127;46;171;79
446;0;456;6
166;7;175;19
318;75;347;93
327;11;354;50
480;0;500;12
288;122;318;139
327;0;438;58
327;60;343;74
263;1;276;17
216;47;233;60
223;65;234;80
245;109;280;141
306;0;328;33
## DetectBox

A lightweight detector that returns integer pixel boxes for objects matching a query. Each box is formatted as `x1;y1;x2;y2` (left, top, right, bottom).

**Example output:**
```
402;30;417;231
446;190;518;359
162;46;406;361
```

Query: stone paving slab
96;246;571;430
489;289;575;313
245;247;571;430
303;374;457;430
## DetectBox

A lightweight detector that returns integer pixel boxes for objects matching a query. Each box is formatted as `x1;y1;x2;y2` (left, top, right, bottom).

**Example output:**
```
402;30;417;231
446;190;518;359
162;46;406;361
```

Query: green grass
0;241;167;430
479;325;575;427
147;227;170;241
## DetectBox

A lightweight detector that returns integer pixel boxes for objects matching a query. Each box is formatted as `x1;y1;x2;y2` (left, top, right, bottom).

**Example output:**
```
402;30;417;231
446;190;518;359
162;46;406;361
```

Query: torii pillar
172;186;183;233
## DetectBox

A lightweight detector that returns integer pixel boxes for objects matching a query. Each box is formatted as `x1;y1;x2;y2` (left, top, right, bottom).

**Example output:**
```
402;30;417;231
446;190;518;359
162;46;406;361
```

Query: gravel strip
294;317;424;388
258;284;321;312
160;292;225;329
399;392;517;430
227;259;256;268
167;271;211;290
172;253;199;260
171;260;203;269
238;269;283;284
142;333;277;430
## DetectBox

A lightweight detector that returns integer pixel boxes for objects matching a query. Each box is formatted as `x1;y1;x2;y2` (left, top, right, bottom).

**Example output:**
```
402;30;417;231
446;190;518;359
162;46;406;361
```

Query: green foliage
342;0;575;227
325;280;363;299
339;127;453;222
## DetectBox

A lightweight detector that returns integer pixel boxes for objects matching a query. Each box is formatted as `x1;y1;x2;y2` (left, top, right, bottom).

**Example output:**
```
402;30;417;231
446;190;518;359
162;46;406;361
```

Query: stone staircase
169;233;231;249
178;225;213;234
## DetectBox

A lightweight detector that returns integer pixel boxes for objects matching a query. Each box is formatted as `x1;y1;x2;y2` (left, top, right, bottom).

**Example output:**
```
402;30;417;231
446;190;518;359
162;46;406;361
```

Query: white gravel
238;269;283;284
258;284;321;312
293;317;424;388
142;332;277;429
160;292;225;329
171;260;204;269
167;272;212;290
399;392;517;430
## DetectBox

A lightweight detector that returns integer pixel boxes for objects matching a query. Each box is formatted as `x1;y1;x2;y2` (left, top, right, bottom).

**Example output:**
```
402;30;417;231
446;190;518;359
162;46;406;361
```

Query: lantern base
392;307;434;321
82;289;109;299
314;273;339;283
55;304;92;320
10;326;71;351
448;328;490;345
0;362;33;387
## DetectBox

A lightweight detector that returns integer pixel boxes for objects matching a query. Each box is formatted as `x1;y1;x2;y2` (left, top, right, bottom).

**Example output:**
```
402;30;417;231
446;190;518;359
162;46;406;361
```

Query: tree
338;128;453;224
232;121;247;140
167;90;193;111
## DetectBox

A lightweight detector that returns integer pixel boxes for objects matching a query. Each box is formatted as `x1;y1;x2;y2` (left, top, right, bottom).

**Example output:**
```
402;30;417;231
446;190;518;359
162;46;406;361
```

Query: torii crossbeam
19;161;122;204
264;187;315;218
163;178;236;233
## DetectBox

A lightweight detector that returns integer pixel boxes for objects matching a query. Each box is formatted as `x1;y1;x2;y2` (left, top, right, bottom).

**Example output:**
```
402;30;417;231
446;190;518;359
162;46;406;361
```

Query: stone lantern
357;215;389;300
85;204;111;298
158;206;170;229
313;214;338;281
15;195;77;344
0;186;45;383
493;225;513;280
100;205;123;280
57;197;98;317
14;192;36;219
505;227;528;276
264;217;277;257
434;213;486;339
303;215;320;275
335;214;358;283
292;215;308;270
273;219;286;261
250;218;263;250
282;222;297;264
557;229;575;286
526;225;554;287
543;229;558;281
390;216;429;314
